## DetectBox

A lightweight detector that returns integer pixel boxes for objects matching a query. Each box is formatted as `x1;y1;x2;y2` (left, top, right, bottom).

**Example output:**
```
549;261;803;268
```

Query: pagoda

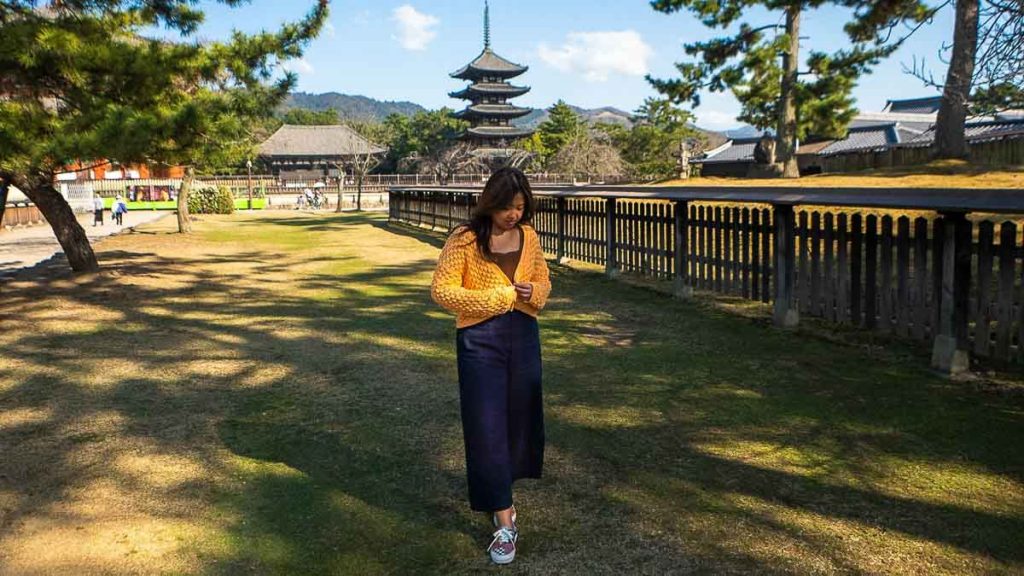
449;1;534;149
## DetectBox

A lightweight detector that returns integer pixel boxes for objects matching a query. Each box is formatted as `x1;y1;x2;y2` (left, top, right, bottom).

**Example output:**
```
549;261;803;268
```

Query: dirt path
0;210;172;278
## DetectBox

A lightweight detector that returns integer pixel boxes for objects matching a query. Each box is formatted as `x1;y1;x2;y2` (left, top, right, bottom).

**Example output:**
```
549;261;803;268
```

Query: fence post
772;204;799;327
430;191;437;230
673;199;693;299
447;191;453;231
605;198;618;277
931;211;970;374
556;196;566;263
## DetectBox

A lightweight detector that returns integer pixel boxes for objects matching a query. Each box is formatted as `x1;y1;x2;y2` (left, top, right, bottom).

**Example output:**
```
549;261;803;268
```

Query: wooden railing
388;185;1024;372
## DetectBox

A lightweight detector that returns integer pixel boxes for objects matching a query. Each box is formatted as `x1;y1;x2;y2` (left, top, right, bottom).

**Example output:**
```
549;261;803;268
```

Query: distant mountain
718;125;763;139
281;92;636;128
281;92;426;121
513;105;634;129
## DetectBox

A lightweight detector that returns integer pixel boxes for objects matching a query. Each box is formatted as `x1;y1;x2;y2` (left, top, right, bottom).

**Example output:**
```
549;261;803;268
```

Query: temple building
449;1;534;151
258;124;385;180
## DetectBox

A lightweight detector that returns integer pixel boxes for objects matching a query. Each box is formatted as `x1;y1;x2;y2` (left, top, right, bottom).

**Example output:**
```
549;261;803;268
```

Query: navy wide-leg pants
456;310;544;512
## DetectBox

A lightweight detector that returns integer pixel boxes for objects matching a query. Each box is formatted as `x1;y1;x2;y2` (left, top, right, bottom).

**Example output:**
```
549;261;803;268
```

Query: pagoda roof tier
454;104;533;120
464;126;535;139
449;82;531;100
450;48;528;80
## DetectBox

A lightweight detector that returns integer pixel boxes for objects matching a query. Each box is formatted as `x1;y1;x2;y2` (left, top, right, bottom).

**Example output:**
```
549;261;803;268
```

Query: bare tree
973;0;1024;97
501;149;536;170
418;142;486;185
343;152;383;212
548;130;625;182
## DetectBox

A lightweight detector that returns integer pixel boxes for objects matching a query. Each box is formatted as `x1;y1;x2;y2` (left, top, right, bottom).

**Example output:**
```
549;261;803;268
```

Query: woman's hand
513;282;533;302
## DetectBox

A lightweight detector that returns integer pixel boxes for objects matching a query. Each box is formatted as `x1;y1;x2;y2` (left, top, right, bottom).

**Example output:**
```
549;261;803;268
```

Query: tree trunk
177;167;194;234
0;178;9;228
776;5;801;178
934;0;979;159
20;174;99;272
356;174;363;212
335;175;344;213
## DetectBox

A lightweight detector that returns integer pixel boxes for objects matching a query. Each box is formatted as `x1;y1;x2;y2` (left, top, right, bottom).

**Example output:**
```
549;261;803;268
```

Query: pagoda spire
483;1;490;49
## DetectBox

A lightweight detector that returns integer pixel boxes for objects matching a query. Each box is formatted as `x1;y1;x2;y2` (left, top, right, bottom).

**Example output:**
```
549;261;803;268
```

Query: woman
430;167;552;565
92;194;104;227
112;195;127;226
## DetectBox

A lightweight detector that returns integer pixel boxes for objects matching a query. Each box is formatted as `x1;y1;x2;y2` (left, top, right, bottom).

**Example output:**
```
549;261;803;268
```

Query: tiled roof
694;117;1024;164
465;126;535;138
454;104;532;119
883;96;943;114
905;118;1024;146
449;82;531;100
819;124;900;154
258;125;385;157
699;137;761;163
451;49;528;80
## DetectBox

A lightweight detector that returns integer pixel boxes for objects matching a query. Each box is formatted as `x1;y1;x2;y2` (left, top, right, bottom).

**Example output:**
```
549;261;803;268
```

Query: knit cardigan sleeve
431;231;517;317
524;226;552;309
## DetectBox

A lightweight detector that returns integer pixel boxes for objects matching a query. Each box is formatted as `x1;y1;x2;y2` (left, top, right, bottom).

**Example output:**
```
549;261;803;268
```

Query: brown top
491;228;524;283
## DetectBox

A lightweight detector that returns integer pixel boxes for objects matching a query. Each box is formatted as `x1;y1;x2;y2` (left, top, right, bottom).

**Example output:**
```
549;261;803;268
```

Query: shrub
214;185;235;214
187;184;235;214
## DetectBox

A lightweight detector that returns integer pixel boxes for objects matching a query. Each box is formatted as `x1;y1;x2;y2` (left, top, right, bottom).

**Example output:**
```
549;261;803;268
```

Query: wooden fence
1;203;46;229
389;185;1024;372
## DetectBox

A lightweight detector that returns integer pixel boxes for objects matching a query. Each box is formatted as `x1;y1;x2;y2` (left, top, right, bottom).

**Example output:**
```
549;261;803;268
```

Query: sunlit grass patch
0;211;1020;575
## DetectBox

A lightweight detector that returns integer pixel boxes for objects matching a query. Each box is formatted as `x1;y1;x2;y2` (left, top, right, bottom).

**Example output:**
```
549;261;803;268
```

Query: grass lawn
0;211;1021;575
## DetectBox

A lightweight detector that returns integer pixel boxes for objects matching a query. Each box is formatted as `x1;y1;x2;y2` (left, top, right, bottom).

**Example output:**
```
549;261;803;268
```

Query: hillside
513;105;634;129
281;92;426;121
281;92;636;128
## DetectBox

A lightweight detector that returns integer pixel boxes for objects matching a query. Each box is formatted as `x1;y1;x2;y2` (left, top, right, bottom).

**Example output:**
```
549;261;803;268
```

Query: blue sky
192;0;955;130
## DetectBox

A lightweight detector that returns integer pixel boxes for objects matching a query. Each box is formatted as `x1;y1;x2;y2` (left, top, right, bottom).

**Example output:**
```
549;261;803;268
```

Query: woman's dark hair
451;167;535;261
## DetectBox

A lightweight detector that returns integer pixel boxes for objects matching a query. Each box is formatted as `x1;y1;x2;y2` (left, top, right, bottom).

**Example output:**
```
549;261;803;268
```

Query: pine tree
971;83;1024;116
612;98;703;178
0;1;328;271
281;108;342;125
648;1;933;178
538;101;584;160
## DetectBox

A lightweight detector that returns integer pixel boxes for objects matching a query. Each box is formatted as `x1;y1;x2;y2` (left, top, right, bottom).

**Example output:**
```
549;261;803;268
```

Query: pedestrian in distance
430;167;552;566
113;195;127;226
92;194;105;227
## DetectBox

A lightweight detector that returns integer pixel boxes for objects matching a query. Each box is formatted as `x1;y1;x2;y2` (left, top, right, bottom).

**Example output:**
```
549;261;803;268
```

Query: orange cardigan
431;224;552;328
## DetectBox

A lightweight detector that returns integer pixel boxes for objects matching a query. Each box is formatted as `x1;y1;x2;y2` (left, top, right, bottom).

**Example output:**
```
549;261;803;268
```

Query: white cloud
324;21;336;38
537;31;653;82
281;58;314;75
695;110;740;130
392;5;439;51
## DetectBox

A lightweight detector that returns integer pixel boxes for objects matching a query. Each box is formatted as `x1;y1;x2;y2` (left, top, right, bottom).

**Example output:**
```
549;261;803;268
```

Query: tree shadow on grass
536;267;1024;570
0;212;1021;574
